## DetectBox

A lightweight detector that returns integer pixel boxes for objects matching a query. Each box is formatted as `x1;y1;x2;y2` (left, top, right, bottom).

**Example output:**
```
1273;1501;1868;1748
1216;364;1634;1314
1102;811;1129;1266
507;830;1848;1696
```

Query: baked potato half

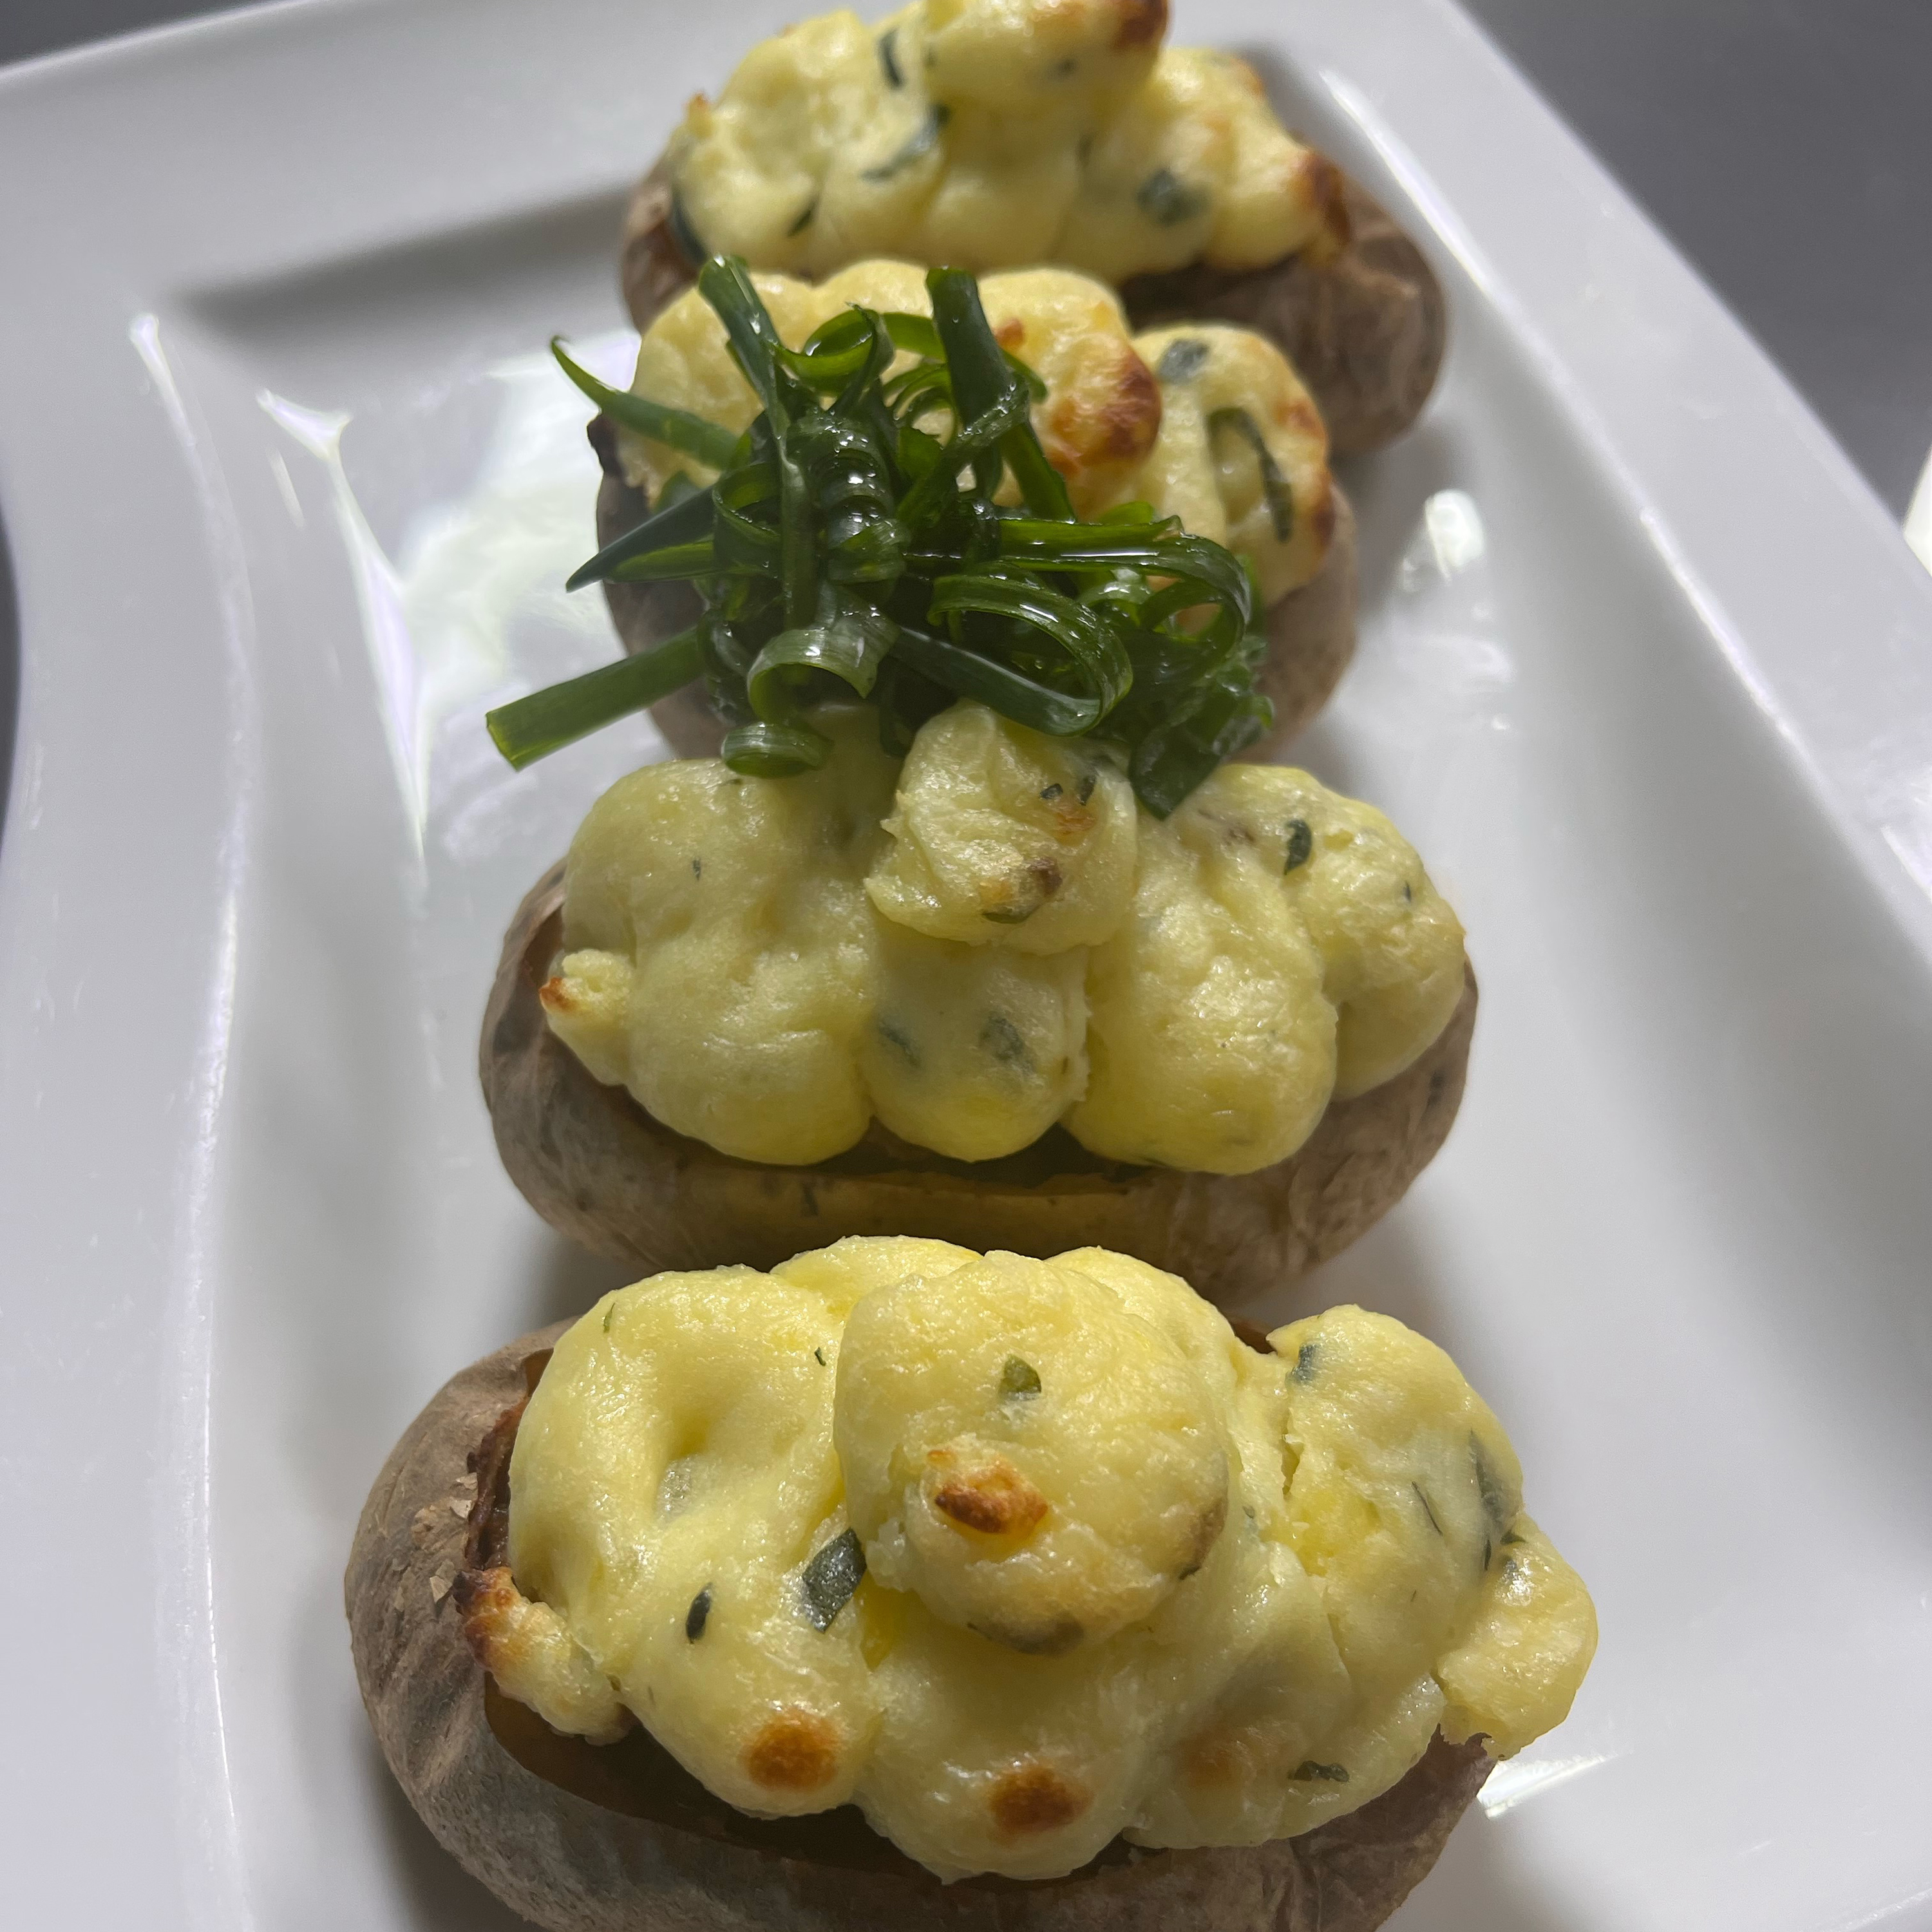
621;153;1443;460
587;422;1357;764
480;864;1474;1306
346;1323;1493;1932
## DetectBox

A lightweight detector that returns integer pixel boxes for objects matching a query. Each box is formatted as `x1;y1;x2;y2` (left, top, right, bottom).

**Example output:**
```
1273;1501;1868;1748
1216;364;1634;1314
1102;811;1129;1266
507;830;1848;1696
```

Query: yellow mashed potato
668;0;1347;286
478;1238;1595;1881
538;703;1466;1171
616;259;1332;603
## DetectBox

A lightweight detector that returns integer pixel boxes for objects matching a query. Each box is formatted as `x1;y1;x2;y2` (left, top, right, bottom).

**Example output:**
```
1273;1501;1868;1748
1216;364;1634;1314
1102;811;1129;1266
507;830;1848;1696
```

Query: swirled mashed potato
668;1;1347;285
616;259;1332;601
540;703;1465;1171
473;1238;1595;1881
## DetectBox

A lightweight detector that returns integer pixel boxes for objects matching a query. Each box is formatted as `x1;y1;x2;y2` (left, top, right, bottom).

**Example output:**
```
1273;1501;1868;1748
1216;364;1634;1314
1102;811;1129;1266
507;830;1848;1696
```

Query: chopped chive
999;1356;1042;1399
1292;1761;1350;1783
685;1585;713;1641
1291;1341;1319;1383
1471;1434;1513;1538
1413;1482;1443;1536
1155;337;1210;383
1137;167;1211;227
800;1528;866;1630
1283;818;1313;873
875;1018;921;1065
1209;407;1295;544
980;1012;1033;1070
862;104;949;182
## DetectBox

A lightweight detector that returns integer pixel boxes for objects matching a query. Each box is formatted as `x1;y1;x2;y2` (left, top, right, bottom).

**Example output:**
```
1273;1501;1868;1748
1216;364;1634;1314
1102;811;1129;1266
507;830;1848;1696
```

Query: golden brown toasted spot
744;1707;843;1791
454;1564;522;1669
1273;394;1325;441
1044;345;1162;481
1180;1727;1244;1788
1046;799;1097;844
537;975;573;1014
995;317;1027;350
930;1452;1050;1537
975;857;1061;920
989;1760;1093;1837
1112;0;1168;52
1097;347;1162;462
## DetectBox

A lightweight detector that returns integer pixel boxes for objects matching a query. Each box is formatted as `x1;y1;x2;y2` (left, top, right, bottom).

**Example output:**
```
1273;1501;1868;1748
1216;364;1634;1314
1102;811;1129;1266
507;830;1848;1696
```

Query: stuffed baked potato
618;0;1445;456
348;1240;1594;1926
591;260;1356;760
486;260;1470;1303
483;711;1475;1302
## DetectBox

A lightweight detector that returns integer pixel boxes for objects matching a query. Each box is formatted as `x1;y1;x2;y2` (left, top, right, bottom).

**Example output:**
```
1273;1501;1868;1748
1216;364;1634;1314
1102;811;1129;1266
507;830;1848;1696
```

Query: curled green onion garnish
550;339;739;473
488;258;1274;813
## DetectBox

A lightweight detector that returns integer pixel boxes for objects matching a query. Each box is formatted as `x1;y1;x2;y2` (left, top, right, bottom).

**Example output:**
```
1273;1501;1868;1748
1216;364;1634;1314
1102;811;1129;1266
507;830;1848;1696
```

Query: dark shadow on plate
0;509;17;853
529;1223;639;1330
182;187;630;346
366;1729;530;1932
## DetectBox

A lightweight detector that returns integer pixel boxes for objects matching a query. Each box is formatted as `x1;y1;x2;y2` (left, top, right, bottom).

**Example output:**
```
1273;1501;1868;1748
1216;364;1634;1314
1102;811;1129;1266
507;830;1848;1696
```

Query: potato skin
587;435;1356;764
346;1327;1492;1931
1120;176;1446;459
620;156;1443;457
479;867;1474;1306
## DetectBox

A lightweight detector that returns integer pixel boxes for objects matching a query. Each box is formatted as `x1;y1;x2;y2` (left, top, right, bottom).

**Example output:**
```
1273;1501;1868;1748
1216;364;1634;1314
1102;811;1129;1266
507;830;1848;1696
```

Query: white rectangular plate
3;3;1931;1927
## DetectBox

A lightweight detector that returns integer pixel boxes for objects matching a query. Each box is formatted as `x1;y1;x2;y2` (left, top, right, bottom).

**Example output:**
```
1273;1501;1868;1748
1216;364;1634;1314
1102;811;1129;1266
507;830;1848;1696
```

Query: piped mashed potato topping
540;703;1466;1172
668;0;1347;285
475;1238;1596;1881
617;259;1332;603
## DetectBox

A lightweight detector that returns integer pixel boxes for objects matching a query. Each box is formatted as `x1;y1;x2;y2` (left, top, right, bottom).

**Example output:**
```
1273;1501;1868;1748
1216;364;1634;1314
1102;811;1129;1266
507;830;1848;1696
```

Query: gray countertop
4;0;1931;515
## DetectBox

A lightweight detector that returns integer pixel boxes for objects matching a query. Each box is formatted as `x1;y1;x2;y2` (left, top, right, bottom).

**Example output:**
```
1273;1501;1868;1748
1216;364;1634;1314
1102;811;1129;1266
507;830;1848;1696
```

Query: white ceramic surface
2;3;1930;1927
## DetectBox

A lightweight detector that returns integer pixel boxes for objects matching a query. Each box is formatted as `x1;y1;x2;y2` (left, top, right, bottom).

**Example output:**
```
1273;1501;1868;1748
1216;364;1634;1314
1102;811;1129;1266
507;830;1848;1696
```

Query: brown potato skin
479;866;1475;1306
620;158;1444;457
1119;176;1446;459
346;1326;1493;1932
587;430;1357;763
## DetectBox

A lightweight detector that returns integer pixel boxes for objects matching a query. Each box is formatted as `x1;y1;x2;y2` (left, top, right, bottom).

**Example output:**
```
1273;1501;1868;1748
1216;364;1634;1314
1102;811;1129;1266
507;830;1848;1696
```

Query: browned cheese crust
346;1327;1493;1932
620;156;1444;458
478;867;1475;1307
585;424;1356;764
